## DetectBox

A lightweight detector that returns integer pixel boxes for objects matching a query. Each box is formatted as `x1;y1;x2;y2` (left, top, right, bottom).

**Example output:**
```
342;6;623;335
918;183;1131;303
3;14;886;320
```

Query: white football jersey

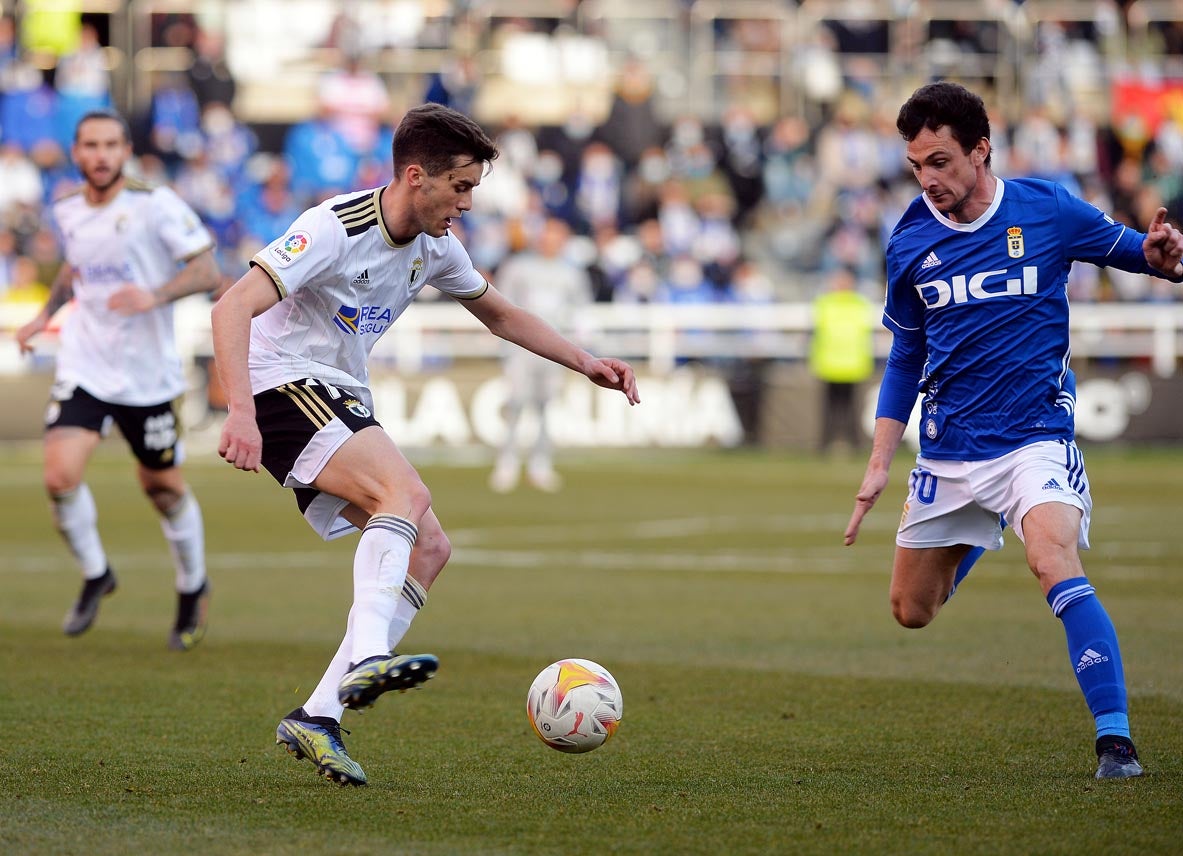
52;180;214;405
248;187;488;399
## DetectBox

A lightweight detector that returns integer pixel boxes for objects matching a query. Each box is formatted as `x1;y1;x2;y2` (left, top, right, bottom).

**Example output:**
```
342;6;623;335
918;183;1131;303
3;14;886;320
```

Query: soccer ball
526;658;623;753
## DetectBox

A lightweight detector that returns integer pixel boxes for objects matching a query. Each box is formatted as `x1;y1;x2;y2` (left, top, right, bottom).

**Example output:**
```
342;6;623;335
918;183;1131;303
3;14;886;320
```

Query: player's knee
891;596;936;629
372;477;432;521
44;470;80;497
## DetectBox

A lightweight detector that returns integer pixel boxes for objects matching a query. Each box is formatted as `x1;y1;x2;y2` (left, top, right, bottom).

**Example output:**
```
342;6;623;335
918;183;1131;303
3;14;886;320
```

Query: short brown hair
392;103;498;177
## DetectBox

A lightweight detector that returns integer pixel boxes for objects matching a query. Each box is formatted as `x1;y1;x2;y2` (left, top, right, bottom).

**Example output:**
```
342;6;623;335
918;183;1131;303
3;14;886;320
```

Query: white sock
386;576;428;652
160;491;207;594
51;484;107;579
350;514;417;666
304;612;353;721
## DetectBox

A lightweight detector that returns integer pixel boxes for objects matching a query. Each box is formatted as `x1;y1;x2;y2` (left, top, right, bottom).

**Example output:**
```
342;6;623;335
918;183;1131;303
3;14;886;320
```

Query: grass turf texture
1;443;1180;855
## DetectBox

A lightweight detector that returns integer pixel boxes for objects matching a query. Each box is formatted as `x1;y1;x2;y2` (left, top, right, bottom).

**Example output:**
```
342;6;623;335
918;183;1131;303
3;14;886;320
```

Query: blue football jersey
883;178;1159;461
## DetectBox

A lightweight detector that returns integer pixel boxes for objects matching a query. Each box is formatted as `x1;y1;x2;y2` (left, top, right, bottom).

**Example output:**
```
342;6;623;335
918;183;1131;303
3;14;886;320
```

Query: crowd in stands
3;5;1183;316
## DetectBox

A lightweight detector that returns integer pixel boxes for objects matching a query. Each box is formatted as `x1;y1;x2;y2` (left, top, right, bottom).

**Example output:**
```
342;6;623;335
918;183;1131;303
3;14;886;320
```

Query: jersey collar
921;177;1006;233
374;187;412;248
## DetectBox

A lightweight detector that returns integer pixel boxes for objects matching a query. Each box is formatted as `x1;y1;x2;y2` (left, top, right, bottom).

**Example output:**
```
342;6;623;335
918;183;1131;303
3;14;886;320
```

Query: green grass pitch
1;442;1180;855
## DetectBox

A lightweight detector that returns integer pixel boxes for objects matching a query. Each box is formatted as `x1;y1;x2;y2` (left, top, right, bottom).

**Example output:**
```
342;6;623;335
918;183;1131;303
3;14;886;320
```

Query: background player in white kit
15;109;220;649
843;82;1183;780
213;104;639;786
489;215;593;493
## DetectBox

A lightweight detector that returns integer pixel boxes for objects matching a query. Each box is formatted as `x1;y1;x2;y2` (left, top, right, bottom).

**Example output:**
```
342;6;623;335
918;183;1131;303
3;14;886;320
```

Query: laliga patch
269;230;312;268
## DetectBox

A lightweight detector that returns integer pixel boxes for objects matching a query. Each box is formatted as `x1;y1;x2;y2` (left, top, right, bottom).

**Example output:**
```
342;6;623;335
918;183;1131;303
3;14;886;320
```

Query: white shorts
896;439;1092;551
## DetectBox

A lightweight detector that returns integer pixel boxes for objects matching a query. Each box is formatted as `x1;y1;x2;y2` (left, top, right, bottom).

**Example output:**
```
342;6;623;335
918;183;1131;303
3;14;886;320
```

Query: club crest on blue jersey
334;304;393;334
1007;226;1025;258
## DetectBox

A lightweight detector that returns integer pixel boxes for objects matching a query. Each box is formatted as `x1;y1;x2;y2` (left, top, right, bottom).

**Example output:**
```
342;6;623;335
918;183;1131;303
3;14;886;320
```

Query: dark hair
896;82;991;167
392;103;498;177
74;108;132;144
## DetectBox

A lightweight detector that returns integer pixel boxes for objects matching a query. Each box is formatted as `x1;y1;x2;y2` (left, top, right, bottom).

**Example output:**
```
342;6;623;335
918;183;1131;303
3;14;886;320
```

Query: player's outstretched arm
211;266;281;472
844;417;907;546
1142;207;1183;278
459;285;640;405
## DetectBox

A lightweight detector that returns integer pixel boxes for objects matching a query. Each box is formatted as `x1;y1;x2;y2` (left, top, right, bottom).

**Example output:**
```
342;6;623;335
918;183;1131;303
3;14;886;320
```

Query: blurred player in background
213;103;639;786
489;215;593;493
15;109;219;650
843;82;1183;780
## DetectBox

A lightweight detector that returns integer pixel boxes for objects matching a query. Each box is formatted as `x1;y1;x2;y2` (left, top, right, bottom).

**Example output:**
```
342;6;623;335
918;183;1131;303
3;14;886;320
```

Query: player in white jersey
15;109;220;649
843;83;1183;780
213;104;639;786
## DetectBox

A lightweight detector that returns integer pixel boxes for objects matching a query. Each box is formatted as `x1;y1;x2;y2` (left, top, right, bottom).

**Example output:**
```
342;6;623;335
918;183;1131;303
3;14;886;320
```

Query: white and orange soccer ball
526;658;623;753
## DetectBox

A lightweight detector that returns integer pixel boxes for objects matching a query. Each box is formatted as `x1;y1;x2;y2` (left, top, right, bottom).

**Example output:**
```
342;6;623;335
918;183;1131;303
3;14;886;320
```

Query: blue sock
945;547;984;602
945;518;1005;602
1047;577;1130;741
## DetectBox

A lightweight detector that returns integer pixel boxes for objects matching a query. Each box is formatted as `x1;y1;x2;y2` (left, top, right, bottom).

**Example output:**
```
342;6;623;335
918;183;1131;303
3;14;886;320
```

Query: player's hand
107;285;159;315
844;467;891;546
15;315;48;354
218;410;263;472
1142;207;1183;278
583;356;640;405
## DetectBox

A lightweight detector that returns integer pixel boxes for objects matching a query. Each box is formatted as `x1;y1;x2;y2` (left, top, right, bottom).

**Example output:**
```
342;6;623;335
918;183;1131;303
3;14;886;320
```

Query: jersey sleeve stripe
450;280;489;301
249;259;288;299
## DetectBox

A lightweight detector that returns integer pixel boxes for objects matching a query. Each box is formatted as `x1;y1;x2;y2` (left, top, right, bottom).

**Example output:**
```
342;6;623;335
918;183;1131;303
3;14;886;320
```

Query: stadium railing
5;300;1178;379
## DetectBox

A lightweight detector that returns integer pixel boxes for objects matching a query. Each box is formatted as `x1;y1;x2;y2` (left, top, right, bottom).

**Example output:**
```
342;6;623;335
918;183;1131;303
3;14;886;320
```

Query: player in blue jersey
843;82;1183;780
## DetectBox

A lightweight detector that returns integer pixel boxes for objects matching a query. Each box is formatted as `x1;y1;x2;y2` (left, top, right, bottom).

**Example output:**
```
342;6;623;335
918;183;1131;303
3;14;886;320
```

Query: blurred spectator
316;53;390;157
0;15;18;75
146;71;202;170
200;102;255;181
282;118;358;202
1;253;49;304
526;149;576;223
424;54;480;115
236;157;303;254
174;147;236;250
574;141;623;232
622;145;670;226
53;20;110;148
2;62;60;155
813;91;881;218
762;115;814;211
489;216;592;494
809;265;874;453
717;106;765;227
20;0;81;58
0;142;45;225
186;27;236;110
656;180;699;258
594;57;665;171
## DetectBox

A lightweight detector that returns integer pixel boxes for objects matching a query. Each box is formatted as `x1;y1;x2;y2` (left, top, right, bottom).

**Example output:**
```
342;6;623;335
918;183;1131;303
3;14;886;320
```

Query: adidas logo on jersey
1076;648;1109;673
1042;478;1063;491
921;251;942;269
351;269;370;286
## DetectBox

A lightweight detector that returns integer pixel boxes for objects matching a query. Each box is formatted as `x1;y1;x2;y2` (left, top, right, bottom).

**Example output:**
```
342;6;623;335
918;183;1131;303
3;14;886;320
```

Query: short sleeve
250;205;343;300
428;233;488;299
152;186;214;262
